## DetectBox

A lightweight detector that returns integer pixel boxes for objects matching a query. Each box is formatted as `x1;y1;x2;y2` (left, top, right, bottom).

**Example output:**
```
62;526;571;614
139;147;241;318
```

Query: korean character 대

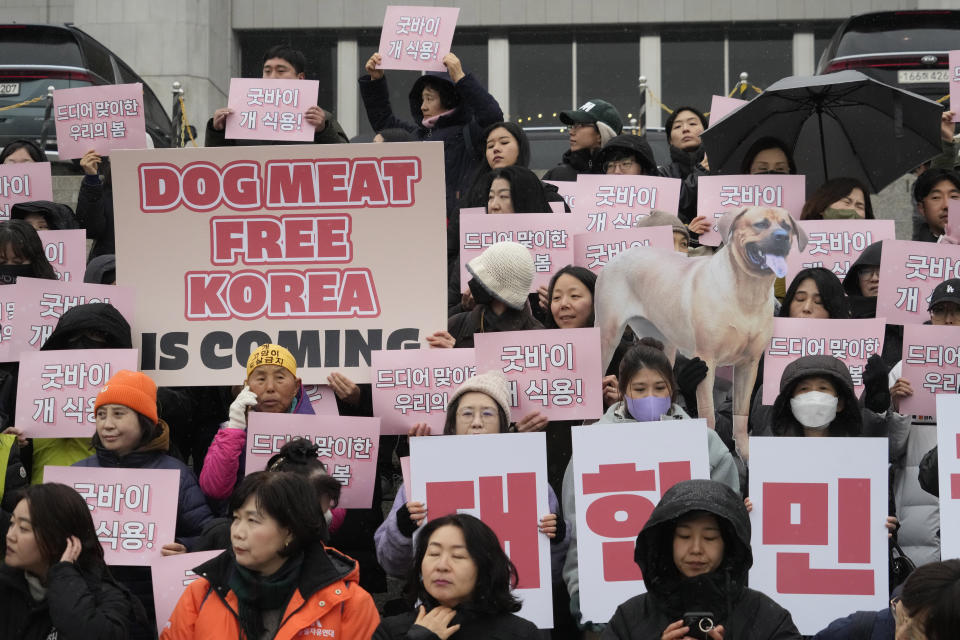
550;378;581;406
109;120;125;138
331;464;351;486
278;112;301;132
500;346;524;373
120;521;150;550
719;185;741;207
123;484;151;513
534;253;552;273
95;520;120;550
525;379;550;406
586;212;607;232
262;111;279;131
239;111;257;129
246;87;264;106
895;287;920;313
74;483;96;510
96;483;123;512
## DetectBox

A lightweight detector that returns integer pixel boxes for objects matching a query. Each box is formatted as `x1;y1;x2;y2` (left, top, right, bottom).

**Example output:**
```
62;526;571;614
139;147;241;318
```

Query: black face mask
752;169;788;175
0;264;34;285
468;277;496;306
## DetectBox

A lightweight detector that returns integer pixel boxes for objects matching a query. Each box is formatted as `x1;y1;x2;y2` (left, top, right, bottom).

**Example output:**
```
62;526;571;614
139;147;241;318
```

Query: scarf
421;108;456;129
668;145;706;177
229;554;303;640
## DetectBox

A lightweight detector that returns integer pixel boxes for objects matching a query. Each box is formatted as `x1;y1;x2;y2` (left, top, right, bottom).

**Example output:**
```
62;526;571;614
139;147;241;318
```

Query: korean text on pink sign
378;6;460;72
53;83;147;159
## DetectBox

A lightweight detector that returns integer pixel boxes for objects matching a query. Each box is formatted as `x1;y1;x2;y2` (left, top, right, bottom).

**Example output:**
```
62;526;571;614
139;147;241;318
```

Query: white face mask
324;509;333;526
790;391;839;429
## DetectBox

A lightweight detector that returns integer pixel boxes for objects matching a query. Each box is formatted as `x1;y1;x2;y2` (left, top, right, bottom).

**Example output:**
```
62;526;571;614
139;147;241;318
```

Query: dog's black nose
768;228;790;254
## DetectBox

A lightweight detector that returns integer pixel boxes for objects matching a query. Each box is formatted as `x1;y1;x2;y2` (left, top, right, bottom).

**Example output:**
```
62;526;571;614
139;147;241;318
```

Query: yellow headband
246;344;297;379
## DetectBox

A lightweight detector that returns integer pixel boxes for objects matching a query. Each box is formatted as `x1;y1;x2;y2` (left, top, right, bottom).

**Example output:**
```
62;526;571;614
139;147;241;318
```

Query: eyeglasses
568;123;596;132
604;159;637;173
858;267;880;279
456;408;499;424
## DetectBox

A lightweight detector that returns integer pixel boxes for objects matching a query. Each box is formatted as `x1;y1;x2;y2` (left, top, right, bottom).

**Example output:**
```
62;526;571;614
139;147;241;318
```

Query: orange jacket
160;543;379;640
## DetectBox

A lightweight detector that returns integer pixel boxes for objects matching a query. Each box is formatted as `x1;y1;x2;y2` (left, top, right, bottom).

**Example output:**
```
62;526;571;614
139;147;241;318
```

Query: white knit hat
448;370;512;426
466;241;534;310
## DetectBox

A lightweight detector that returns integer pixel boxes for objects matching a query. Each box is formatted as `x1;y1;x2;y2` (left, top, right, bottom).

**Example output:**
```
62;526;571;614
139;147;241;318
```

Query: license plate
898;69;949;83
0;82;19;96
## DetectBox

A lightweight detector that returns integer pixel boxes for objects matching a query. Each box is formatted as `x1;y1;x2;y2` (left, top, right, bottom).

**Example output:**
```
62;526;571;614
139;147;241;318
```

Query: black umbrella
700;70;943;193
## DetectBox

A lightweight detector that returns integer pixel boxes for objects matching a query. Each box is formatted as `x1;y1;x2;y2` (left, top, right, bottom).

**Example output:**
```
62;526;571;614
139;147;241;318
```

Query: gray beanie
448;370;512;426
636;209;689;240
466;241;535;310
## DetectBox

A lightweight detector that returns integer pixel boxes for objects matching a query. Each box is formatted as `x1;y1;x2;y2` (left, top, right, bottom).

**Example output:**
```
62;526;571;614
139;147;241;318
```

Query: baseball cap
559;99;623;136
928;278;960;310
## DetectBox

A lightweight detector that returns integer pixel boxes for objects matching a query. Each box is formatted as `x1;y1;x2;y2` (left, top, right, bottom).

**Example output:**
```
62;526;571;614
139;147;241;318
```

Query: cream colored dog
595;206;807;459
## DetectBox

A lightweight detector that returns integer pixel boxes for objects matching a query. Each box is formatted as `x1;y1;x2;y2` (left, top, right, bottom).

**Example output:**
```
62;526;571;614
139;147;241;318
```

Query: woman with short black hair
161;471;380;639
1;483;146;640
375;513;539;639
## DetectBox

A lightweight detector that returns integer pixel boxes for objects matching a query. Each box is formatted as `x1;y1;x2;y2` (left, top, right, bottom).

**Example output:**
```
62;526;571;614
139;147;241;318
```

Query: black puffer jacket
359;71;503;216
769;355;863;438
542;147;603;182
204;108;349;147
75;175;115;260
657;146;707;225
601;480;801;640
375;600;538;640
0;561;146;640
598;134;658;175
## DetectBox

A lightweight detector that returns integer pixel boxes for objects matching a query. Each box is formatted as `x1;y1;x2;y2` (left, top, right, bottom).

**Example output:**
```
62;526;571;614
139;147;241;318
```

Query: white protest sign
571;420;711;624
749;437;888;635
410;432;552;628
936;394;960;561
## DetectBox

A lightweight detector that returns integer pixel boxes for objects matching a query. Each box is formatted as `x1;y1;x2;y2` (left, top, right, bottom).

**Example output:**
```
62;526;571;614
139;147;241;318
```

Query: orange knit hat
94;370;158;424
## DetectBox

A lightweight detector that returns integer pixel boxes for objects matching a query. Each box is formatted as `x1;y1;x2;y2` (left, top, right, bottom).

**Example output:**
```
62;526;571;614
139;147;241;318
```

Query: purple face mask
625;395;672;422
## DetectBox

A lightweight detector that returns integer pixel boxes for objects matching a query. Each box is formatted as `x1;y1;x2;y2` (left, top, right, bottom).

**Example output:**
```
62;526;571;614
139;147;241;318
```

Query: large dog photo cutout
594;206;807;461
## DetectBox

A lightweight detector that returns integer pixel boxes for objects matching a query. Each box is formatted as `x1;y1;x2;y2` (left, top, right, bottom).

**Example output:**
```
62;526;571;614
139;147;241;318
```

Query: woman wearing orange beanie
72;369;214;636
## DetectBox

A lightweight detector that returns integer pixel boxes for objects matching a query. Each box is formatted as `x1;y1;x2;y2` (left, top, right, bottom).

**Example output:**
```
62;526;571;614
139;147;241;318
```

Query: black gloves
863;354;891;413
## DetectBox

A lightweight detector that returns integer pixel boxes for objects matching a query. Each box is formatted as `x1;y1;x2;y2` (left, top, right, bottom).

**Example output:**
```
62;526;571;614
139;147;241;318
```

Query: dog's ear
717;207;750;245
787;211;808;251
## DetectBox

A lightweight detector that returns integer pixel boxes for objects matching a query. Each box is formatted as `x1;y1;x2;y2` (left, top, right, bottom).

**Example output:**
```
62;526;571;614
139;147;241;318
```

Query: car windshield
835;12;960;57
0;25;83;67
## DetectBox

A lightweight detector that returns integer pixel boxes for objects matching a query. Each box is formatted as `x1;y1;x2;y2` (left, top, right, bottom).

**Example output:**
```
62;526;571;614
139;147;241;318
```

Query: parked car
816;10;960;103
0;23;173;161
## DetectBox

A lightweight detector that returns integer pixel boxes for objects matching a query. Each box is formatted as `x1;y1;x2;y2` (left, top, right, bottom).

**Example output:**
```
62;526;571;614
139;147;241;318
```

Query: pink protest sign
573;226;675;273
0;161;52;220
878;240;960;325
573;174;681;233
935;395;960;560
302;384;340;415
708;95;747;126
409;432;553;627
37;229;87;282
371;347;477;435
762;318;885;405
460;213;575;292
544;180;576;211
151;550;221;634
697;174;806;246
15;348;138;437
400;455;411;489
378;6;460;72
1;277;134;363
245;413;380;508
571;420;711;622
53;83;146;159
460;206;485;216
474;328;603;421
749;437;889;634
785;220;896;284
900;324;960;417
947;200;960;242
225;78;319;142
951;51;960;123
44;466;180;566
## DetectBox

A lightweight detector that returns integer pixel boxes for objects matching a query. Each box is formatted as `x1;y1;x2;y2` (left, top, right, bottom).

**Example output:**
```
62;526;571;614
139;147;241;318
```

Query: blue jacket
358;71;503;215
72;420;214;548
813;608;894;640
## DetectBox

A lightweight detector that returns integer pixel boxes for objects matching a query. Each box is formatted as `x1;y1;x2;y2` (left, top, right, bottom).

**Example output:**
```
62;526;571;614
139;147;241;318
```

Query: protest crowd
2;15;960;640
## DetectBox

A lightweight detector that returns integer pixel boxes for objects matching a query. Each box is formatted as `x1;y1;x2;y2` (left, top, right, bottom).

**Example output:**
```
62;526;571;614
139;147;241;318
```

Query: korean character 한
352;438;373;459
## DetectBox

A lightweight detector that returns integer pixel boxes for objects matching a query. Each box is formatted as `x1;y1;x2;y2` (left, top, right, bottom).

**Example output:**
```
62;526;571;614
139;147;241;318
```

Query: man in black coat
543;99;623;182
